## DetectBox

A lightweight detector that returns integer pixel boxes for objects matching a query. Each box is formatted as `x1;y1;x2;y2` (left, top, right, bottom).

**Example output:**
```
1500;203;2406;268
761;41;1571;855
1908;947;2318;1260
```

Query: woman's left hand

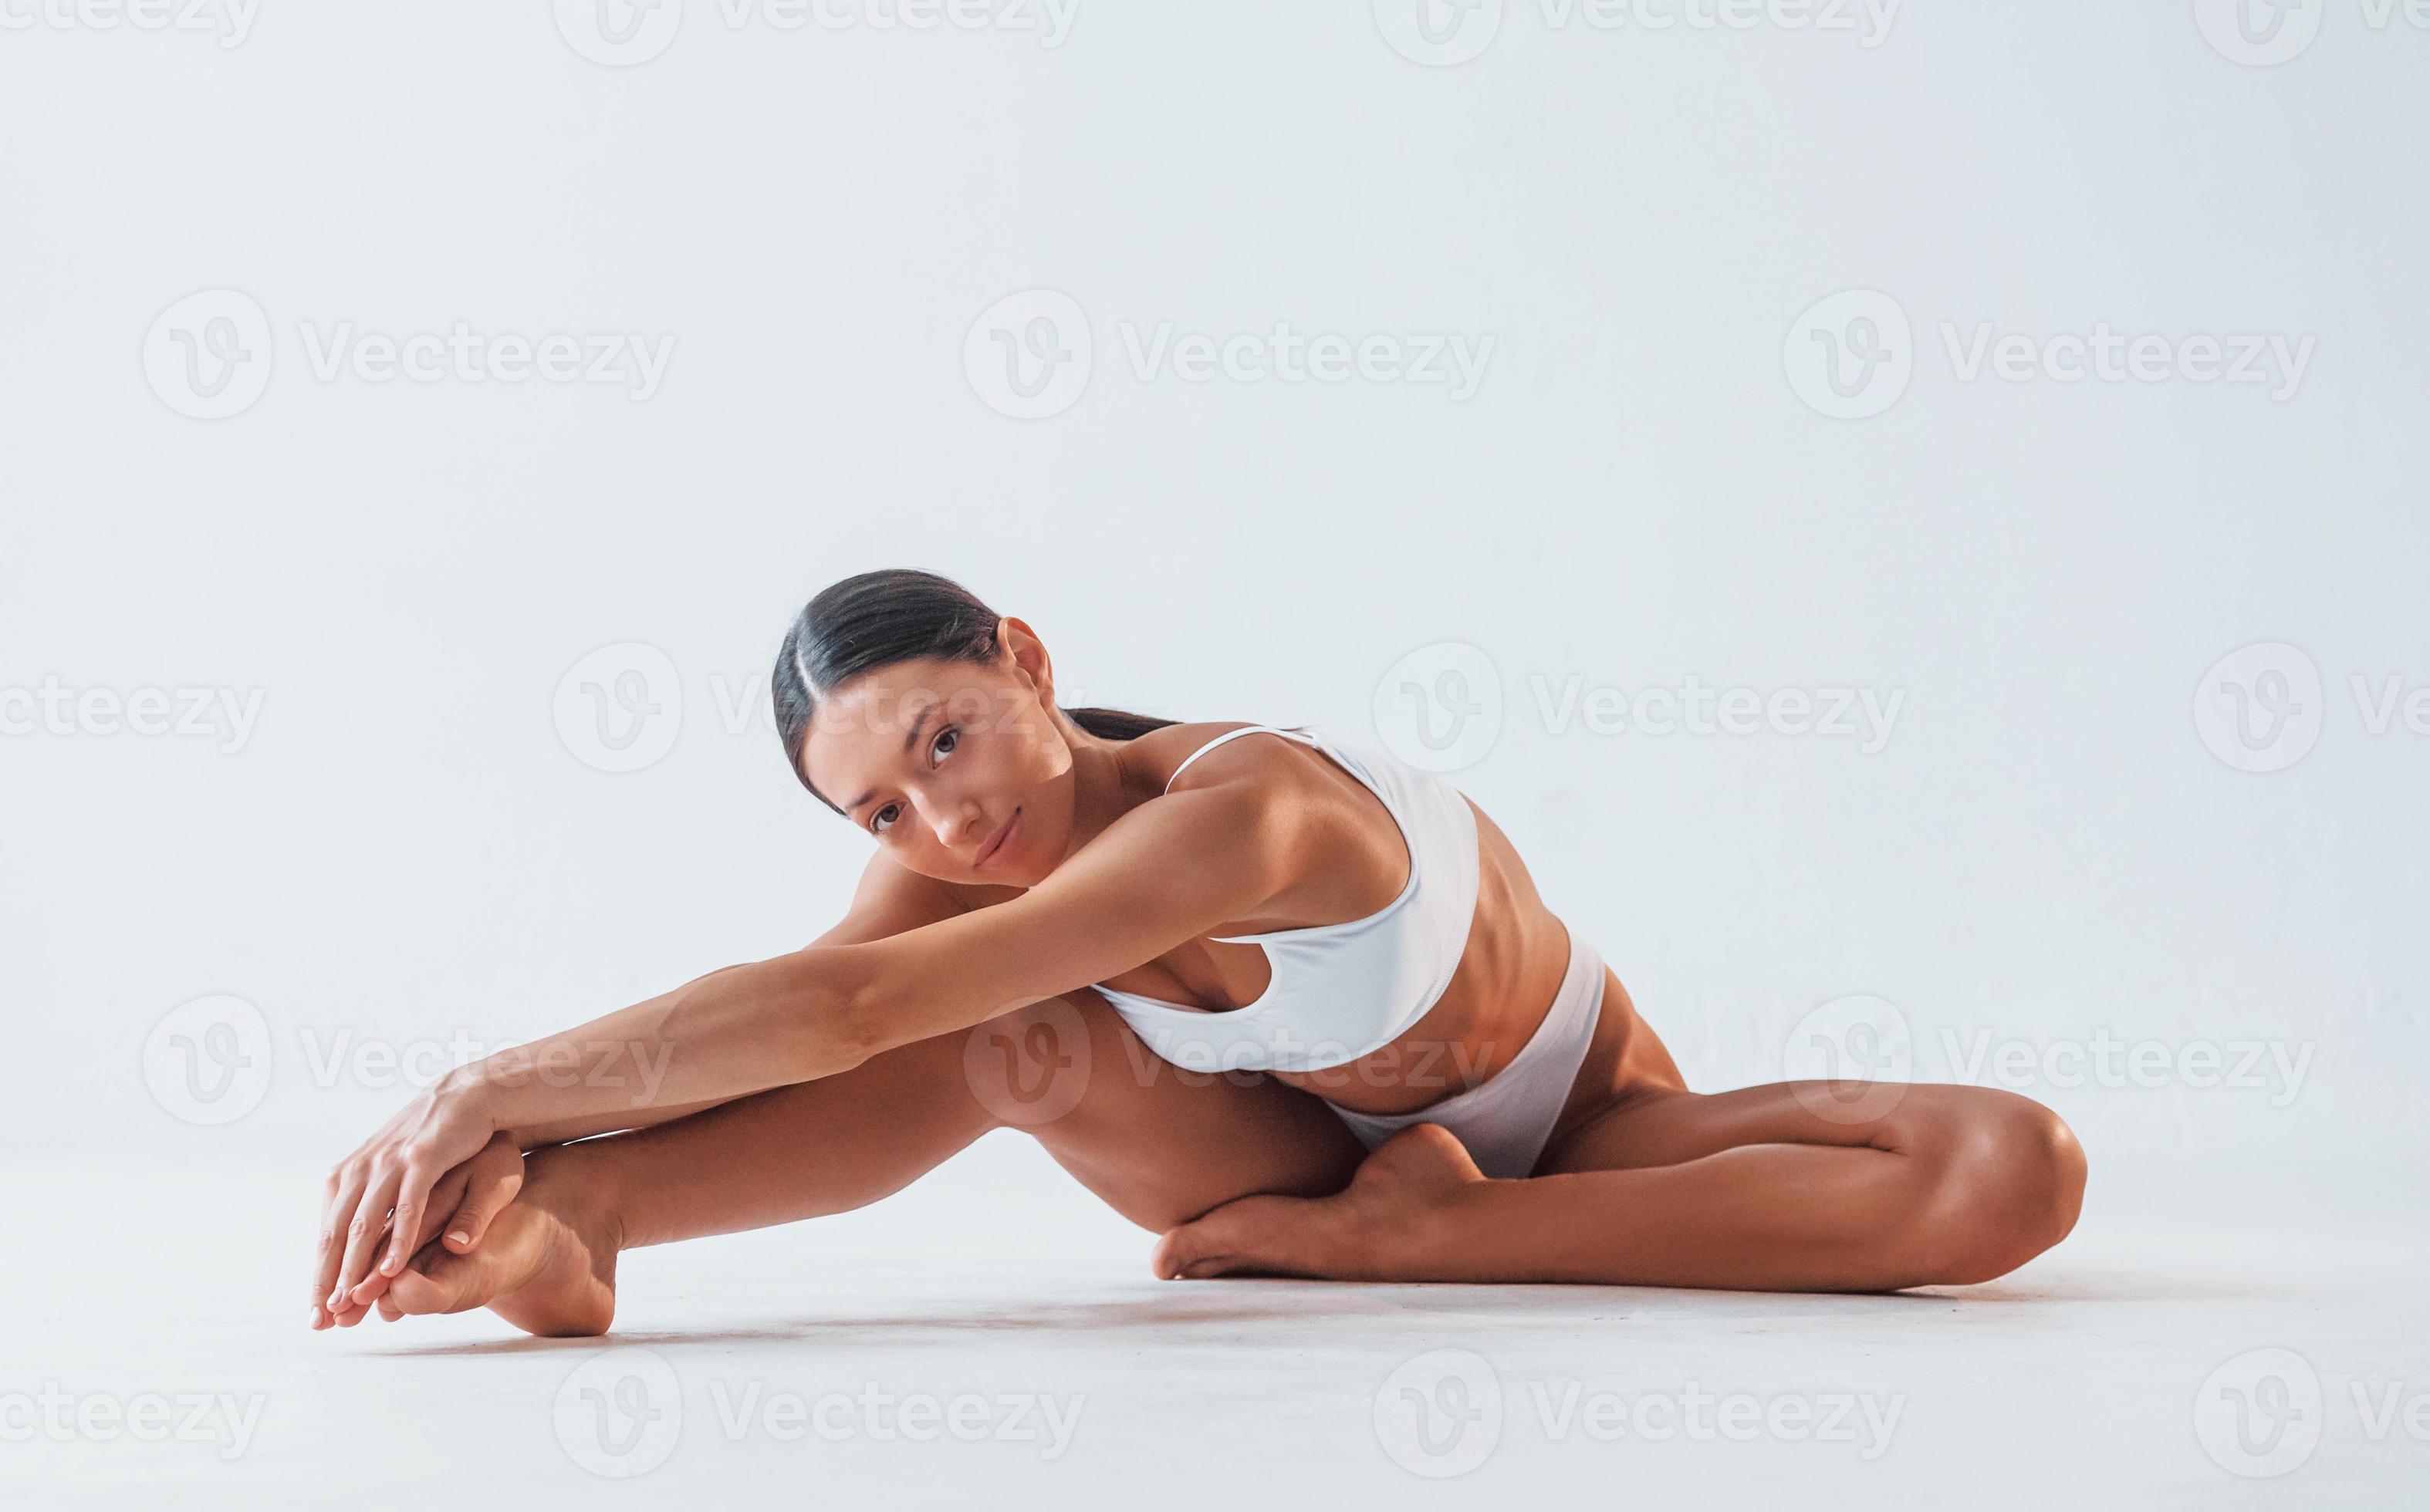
310;1074;496;1325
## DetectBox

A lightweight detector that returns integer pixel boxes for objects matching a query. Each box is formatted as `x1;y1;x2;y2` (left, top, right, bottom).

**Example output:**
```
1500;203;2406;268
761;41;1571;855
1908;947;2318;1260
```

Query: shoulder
1128;721;1332;802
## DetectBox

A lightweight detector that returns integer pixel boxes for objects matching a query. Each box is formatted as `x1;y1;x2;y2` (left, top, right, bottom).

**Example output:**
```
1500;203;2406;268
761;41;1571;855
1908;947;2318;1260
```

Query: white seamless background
2;5;2424;1192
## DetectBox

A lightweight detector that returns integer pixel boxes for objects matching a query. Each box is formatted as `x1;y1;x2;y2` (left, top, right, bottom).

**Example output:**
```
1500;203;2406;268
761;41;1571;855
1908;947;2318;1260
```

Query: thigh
983;993;1370;1232
1536;1077;2037;1176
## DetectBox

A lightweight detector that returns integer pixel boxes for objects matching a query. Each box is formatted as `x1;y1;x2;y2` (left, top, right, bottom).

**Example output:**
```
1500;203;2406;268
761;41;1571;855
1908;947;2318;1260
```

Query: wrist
436;1060;505;1131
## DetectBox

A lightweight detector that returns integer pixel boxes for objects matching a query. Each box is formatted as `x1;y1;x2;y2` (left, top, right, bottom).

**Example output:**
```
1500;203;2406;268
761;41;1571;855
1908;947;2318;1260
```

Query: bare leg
1152;1081;2088;1292
385;994;1367;1335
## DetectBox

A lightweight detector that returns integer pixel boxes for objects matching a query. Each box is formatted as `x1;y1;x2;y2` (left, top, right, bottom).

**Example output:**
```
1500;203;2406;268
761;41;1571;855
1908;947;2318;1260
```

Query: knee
1908;1092;2087;1285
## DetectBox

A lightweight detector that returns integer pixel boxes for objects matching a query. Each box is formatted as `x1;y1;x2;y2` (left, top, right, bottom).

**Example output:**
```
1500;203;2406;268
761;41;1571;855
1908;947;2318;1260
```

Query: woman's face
796;650;1078;888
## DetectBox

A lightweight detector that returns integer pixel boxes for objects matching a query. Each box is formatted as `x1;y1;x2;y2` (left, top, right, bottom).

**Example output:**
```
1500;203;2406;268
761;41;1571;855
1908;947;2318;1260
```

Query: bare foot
385;1154;622;1337
1151;1123;1484;1281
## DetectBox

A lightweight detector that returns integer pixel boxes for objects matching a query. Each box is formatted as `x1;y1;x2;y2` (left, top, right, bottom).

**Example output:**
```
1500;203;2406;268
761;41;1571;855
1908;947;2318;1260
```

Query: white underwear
1327;926;1605;1180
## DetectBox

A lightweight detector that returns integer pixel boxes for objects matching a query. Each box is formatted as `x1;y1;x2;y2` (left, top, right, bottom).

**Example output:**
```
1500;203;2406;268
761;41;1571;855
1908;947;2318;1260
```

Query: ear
997;616;1055;701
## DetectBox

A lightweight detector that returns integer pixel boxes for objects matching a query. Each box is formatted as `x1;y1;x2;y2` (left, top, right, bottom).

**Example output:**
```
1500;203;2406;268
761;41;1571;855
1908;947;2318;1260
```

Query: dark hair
773;568;1176;809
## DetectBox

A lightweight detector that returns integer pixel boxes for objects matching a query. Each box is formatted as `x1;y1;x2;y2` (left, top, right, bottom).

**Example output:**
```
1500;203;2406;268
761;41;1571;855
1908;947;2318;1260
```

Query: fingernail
448;1231;470;1247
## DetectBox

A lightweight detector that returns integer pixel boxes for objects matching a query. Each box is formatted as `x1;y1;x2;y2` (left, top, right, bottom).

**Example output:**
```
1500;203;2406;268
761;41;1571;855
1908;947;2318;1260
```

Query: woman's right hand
316;1132;525;1328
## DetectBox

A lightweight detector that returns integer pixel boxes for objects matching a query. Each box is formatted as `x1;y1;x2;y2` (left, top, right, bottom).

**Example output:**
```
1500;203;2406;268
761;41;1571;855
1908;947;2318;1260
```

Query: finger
412;1163;475;1254
378;1161;438;1281
314;1169;367;1319
334;1297;373;1328
441;1145;523;1253
376;1294;402;1322
332;1163;403;1308
348;1266;396;1308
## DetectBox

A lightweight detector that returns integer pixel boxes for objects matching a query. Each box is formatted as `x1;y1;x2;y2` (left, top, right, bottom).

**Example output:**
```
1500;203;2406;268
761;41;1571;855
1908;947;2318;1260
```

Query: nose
934;799;987;852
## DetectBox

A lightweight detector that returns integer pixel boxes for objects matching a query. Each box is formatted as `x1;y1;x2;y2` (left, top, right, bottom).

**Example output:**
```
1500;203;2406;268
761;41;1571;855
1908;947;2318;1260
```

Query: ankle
526;1145;630;1256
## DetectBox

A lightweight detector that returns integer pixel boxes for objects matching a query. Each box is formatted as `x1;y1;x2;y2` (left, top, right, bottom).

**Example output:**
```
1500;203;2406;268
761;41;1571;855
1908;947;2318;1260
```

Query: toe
386;1244;475;1316
1154;1195;1299;1280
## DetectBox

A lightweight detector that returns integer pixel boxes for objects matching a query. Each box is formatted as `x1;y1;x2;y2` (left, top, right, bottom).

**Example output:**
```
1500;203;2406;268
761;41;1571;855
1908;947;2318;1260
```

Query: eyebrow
839;700;939;815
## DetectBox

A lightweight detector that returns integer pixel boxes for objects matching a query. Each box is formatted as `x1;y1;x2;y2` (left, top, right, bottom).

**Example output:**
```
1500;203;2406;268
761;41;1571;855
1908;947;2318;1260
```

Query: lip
975;808;1020;869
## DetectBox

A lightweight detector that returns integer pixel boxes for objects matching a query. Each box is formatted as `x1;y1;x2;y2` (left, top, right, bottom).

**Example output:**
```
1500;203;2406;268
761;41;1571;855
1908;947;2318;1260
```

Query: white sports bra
1087;724;1483;1075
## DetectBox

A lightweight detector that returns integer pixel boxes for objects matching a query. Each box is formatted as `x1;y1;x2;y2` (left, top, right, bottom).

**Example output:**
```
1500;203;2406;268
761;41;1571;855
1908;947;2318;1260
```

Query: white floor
11;1138;2425;1510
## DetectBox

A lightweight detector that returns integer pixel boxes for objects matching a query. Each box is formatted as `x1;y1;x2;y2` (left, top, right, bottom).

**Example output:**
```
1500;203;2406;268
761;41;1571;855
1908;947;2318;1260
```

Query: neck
1050;722;1141;871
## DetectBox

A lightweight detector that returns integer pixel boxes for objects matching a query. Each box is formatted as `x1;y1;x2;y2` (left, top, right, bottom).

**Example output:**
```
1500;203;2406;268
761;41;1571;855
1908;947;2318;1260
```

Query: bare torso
938;721;1685;1132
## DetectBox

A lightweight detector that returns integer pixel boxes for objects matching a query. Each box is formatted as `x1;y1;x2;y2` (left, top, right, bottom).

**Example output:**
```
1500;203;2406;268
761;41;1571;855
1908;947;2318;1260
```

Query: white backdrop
5;2;2425;1195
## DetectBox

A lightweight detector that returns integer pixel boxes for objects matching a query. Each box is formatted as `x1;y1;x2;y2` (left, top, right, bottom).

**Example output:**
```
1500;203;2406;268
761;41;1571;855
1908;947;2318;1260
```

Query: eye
867;727;959;835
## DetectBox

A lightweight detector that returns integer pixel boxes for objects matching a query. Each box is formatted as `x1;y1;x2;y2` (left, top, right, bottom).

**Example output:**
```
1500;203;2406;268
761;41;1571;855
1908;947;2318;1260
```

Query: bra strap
1163;724;1317;793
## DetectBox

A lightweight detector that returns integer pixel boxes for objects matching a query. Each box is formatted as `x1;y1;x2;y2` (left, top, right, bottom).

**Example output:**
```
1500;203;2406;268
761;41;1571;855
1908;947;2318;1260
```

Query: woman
309;569;2087;1336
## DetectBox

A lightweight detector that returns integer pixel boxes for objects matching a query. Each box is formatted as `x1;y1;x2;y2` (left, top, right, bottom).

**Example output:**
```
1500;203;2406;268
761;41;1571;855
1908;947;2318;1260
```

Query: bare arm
455;772;1306;1135
496;860;972;1149
318;758;1311;1312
